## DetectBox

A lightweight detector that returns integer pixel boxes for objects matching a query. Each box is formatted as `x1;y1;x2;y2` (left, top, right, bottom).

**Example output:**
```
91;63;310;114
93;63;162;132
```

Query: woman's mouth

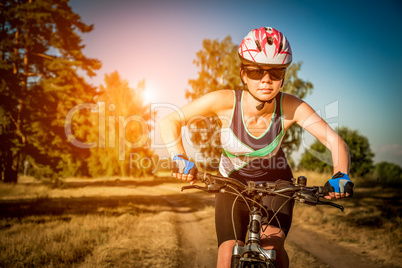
258;88;273;94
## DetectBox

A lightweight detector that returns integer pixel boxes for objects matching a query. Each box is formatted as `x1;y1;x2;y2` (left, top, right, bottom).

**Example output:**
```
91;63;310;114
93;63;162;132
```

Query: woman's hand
324;172;354;200
171;154;197;184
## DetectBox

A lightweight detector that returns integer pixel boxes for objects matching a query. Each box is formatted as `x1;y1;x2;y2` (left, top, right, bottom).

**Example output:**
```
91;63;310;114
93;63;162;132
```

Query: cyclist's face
241;65;283;102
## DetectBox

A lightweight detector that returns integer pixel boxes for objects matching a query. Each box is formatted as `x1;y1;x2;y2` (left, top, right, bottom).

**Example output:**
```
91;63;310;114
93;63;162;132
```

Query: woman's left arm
291;97;352;199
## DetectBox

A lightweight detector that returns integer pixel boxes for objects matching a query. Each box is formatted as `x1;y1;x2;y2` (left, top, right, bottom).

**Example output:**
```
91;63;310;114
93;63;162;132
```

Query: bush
299;127;374;177
373;161;402;187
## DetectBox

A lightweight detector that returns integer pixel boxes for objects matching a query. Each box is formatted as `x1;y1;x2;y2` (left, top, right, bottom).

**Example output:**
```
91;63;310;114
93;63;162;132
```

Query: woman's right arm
159;90;234;181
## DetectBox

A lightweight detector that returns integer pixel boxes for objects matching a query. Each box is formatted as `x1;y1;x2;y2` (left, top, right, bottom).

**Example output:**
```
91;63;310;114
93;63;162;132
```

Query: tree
185;36;313;170
374;161;402;186
0;0;101;182
299;126;374;176
86;72;155;177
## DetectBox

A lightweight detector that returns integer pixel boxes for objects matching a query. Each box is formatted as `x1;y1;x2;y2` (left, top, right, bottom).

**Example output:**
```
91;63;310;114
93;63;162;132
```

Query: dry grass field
0;172;401;267
291;171;402;267
0;176;184;267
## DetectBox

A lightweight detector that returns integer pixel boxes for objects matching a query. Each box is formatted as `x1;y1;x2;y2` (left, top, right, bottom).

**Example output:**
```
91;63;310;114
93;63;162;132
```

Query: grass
0;176;183;268
285;242;329;268
0;213;180;267
291;170;402;267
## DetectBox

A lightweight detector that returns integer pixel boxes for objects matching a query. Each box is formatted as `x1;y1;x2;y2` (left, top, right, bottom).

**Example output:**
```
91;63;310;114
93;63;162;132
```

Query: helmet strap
243;84;273;111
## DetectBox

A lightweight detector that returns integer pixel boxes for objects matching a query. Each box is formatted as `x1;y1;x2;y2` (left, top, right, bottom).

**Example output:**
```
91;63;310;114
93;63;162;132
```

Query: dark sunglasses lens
246;68;264;80
245;68;285;80
269;69;286;80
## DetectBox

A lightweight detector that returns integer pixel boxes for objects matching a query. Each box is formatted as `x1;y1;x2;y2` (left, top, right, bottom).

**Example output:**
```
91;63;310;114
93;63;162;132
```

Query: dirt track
161;192;217;268
156;184;400;268
287;226;399;268
158;185;218;268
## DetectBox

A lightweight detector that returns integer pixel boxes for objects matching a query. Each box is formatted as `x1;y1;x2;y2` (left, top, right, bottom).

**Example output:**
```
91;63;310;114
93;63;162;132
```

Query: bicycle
181;171;344;268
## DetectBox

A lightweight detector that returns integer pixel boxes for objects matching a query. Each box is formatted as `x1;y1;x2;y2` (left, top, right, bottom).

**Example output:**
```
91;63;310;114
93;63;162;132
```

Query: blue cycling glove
325;172;354;196
172;154;197;176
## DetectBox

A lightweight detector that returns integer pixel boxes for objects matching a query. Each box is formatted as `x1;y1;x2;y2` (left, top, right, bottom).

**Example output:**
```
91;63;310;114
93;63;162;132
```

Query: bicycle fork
231;209;276;267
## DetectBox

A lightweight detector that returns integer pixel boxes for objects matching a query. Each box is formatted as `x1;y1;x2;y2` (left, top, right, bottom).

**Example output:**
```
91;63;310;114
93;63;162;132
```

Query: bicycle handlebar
181;171;344;212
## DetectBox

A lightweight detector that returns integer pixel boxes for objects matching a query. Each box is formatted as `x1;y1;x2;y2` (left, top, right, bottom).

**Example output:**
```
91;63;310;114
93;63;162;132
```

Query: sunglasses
244;66;286;81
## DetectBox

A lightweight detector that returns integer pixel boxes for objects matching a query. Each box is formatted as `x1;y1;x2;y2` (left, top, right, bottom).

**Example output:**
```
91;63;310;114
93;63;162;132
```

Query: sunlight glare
143;81;158;104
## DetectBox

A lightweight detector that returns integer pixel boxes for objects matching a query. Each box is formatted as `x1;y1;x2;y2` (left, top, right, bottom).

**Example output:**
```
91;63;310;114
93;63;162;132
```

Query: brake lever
181;185;209;192
296;188;344;212
181;182;226;193
316;200;344;212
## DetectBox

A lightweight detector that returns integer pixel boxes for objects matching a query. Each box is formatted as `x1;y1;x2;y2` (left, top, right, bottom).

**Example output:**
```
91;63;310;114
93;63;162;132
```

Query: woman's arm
159;90;234;181
294;101;350;174
290;96;351;199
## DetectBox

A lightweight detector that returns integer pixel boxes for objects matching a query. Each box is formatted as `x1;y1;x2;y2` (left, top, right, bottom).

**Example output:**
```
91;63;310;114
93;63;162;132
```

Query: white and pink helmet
239;27;292;67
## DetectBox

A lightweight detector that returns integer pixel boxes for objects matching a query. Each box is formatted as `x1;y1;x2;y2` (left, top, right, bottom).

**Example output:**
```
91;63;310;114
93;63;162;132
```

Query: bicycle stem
245;207;262;245
232;205;276;265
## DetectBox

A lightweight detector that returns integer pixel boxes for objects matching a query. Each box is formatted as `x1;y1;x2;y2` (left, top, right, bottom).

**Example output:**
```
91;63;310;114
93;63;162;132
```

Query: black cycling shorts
215;183;295;247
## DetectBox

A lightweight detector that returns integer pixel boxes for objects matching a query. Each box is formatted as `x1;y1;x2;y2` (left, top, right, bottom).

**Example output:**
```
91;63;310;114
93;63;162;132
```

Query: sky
69;0;402;166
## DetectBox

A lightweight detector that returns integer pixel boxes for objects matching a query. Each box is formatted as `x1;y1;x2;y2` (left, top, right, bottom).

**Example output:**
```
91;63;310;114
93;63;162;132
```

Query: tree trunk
1;1;31;184
2;147;19;183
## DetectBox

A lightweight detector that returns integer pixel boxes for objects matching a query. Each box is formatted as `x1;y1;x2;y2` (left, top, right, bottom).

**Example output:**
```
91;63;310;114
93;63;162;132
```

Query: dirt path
156;185;218;268
161;193;217;268
287;226;399;268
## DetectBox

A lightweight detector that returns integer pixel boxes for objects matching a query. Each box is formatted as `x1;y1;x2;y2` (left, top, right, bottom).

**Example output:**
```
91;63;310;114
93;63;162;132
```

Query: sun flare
143;88;154;103
143;80;160;103
143;80;159;104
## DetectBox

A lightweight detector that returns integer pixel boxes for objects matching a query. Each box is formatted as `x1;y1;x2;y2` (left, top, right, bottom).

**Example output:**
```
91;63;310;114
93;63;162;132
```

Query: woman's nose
261;71;272;82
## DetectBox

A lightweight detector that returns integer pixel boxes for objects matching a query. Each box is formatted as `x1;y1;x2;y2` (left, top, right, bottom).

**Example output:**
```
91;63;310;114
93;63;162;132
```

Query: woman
160;26;353;268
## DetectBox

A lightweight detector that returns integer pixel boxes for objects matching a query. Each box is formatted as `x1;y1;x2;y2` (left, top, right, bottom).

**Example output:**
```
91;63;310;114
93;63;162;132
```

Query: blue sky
70;0;402;166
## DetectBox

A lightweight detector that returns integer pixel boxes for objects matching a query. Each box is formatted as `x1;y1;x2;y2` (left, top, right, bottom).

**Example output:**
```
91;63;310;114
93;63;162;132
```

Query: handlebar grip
319;185;330;196
195;171;247;191
195;171;211;184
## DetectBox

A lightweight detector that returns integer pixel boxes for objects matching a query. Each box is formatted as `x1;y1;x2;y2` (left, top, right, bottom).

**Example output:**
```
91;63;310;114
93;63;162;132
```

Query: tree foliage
299;126;375;176
373;161;402;186
86;72;155;177
185;36;313;170
0;0;101;181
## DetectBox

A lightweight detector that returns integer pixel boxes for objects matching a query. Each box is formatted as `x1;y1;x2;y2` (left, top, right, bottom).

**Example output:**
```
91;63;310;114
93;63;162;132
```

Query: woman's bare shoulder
281;92;304;105
281;92;318;124
177;89;235;122
282;92;313;112
201;89;236;110
205;89;235;98
281;92;309;124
